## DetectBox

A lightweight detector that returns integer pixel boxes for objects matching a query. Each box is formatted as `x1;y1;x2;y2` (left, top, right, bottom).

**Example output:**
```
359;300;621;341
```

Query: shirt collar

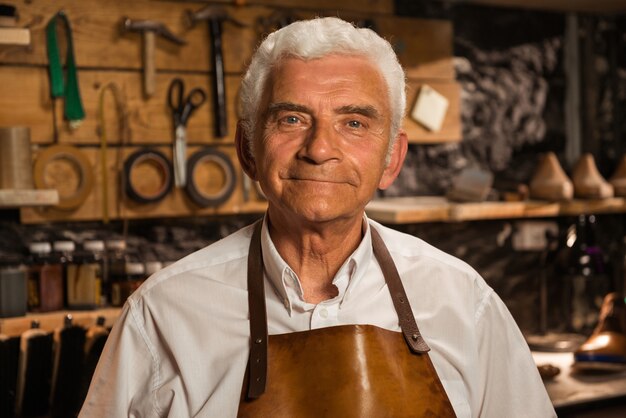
260;214;374;315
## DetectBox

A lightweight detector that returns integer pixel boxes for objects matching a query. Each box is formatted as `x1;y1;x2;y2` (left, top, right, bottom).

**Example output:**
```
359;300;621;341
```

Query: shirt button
319;308;328;318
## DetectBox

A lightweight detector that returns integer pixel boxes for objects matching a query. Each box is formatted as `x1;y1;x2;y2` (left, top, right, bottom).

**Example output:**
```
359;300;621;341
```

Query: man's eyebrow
336;105;382;119
266;102;312;116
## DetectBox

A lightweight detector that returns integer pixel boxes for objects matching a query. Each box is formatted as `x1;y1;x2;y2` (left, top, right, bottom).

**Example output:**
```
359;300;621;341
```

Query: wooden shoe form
529;152;574;201
572;153;614;199
610;155;626;197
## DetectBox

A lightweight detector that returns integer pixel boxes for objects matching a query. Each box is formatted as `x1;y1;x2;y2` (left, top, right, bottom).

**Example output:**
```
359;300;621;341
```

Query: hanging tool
168;77;207;187
185;6;246;138
46;10;85;130
98;82;130;222
121;17;186;99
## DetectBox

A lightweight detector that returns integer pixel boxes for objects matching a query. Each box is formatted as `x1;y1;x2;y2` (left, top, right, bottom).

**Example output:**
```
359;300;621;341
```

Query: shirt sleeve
79;299;160;417
475;290;556;418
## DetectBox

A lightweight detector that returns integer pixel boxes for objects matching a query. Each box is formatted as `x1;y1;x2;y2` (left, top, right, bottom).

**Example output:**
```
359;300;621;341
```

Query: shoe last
572;153;614;199
529;152;574;201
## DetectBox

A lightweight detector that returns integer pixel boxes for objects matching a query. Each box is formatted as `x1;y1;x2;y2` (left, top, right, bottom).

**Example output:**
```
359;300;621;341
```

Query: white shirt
80;217;555;418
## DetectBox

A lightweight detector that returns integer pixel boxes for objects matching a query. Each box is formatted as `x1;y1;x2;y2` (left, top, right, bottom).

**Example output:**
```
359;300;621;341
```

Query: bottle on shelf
52;240;76;308
561;214;613;336
26;242;63;313
144;261;162;278
0;253;27;318
66;240;104;310
104;239;128;307
111;261;145;307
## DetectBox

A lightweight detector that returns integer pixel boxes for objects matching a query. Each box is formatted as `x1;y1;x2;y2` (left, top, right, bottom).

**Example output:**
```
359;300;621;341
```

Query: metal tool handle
209;18;227;138
173;126;187;187
143;31;156;98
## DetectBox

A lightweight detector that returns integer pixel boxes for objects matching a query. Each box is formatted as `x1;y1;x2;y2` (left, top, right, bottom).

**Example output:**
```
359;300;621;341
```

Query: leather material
240;221;456;416
245;221;268;399
529;152;573;201
371;227;430;353
575;293;626;369
238;325;456;418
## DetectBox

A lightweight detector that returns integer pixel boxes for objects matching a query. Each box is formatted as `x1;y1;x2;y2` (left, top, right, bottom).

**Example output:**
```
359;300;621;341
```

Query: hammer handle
210;19;227;138
143;31;156;98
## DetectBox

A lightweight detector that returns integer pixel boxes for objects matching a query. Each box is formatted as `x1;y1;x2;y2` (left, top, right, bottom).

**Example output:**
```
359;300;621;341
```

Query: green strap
46;11;85;126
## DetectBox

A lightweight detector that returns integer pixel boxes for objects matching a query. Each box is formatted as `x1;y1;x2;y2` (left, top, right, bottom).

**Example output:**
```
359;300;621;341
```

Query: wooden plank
0;308;120;337
20;145;267;223
157;0;394;14
0;0;266;73
462;0;626;13
449;201;526;221
523;200;561;217
404;80;462;143
559;198;626;216
0;66;242;145
1;0;448;79
366;196;450;224
247;0;394;14
0;189;59;207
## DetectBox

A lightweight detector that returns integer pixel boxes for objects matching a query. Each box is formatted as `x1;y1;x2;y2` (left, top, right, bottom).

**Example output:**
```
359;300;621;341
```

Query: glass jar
104;239;128;307
111;261;145;307
66;240;104;310
0;253;27;318
27;242;63;312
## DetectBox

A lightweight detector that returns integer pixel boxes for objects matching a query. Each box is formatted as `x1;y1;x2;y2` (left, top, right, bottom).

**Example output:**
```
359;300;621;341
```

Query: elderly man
80;17;555;417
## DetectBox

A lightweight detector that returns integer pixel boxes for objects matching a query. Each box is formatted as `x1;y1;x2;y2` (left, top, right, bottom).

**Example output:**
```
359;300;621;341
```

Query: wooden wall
0;0;459;223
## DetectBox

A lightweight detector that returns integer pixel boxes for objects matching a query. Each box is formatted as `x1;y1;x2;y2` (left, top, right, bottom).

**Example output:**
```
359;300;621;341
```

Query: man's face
244;54;404;225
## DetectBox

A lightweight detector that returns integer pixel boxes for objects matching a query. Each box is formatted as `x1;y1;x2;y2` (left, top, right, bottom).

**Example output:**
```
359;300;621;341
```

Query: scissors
168;77;207;187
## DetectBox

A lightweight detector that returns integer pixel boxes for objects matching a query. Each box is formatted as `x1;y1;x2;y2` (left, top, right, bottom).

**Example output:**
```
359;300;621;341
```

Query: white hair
239;17;406;151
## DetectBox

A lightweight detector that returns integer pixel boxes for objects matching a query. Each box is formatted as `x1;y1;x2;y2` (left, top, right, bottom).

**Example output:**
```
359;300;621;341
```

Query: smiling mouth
287;177;356;186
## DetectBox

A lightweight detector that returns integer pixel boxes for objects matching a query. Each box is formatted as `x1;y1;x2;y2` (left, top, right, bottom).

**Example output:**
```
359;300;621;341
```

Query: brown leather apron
238;222;456;417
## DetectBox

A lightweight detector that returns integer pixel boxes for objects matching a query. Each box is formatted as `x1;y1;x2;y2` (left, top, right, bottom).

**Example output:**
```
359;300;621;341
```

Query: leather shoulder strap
246;221;267;399
370;227;430;353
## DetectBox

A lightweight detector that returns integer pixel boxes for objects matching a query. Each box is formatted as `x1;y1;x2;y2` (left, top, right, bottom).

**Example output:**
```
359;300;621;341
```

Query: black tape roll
123;148;173;204
185;148;236;207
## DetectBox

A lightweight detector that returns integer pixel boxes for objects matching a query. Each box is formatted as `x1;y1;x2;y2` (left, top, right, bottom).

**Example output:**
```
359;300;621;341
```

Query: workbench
533;351;626;416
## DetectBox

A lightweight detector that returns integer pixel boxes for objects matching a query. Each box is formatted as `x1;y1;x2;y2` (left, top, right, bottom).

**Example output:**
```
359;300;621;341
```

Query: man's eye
283;116;300;124
347;120;363;129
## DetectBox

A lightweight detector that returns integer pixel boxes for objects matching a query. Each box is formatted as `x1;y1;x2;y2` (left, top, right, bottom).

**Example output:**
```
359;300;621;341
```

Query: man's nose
297;120;341;164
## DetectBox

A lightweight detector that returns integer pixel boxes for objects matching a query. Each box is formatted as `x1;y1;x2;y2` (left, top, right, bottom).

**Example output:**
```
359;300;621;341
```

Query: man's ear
235;121;257;180
378;130;408;190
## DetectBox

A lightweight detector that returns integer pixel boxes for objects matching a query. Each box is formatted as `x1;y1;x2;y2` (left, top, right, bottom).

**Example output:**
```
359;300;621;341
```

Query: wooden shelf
366;196;626;224
0;189;59;208
0;308;120;337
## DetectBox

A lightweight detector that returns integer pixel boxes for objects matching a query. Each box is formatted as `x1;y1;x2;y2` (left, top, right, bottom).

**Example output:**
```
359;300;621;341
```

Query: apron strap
245;220;430;399
246;221;267;399
370;227;430;354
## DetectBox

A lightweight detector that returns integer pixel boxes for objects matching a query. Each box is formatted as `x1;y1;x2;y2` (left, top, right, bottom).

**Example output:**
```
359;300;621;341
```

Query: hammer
186;6;245;138
121;17;186;99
